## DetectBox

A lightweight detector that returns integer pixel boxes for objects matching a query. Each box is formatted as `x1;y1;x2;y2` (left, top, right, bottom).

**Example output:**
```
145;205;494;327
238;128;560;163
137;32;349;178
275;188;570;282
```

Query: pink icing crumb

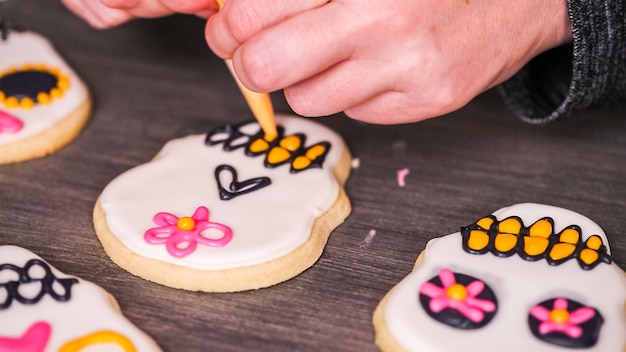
397;168;410;187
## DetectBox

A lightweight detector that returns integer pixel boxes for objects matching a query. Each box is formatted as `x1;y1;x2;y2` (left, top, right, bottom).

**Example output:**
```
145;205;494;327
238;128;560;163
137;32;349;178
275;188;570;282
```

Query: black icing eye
418;268;498;329
528;297;603;348
0;64;69;109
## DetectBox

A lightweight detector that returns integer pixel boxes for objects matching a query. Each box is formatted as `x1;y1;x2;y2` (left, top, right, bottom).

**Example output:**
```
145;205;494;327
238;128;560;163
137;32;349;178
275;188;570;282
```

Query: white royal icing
0;245;160;351
382;203;626;351
0;31;88;144
99;115;346;270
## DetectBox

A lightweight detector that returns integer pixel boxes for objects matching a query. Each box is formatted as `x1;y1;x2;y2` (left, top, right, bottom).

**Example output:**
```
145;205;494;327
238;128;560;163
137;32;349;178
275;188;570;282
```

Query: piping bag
215;0;277;140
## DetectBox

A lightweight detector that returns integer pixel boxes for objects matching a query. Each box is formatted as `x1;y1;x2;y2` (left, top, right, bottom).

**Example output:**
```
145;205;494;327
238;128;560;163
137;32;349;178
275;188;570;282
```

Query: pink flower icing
529;298;596;338
0;111;23;134
419;268;496;323
144;206;233;258
0;321;51;352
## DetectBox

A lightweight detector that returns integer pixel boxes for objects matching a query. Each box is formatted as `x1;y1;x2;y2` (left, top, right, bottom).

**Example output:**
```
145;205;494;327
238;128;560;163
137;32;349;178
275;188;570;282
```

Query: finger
206;0;328;58
344;90;458;125
61;0;133;29
229;2;354;92
283;59;395;118
344;91;418;124
101;0;218;17
100;0;173;18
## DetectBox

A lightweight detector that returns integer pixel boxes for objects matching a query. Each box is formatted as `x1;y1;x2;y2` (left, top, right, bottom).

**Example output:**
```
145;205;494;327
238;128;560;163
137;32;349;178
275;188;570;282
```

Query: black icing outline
528;297;604;349
0;15;8;41
205;120;332;173
0;259;79;310
215;164;271;201
460;215;611;270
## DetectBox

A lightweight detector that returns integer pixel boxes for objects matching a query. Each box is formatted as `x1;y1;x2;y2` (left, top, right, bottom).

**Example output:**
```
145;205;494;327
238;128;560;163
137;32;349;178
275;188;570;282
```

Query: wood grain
1;2;625;351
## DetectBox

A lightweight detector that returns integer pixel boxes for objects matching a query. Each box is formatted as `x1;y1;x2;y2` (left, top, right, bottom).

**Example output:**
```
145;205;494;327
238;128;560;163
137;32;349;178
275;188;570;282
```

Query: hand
206;0;572;124
61;0;219;29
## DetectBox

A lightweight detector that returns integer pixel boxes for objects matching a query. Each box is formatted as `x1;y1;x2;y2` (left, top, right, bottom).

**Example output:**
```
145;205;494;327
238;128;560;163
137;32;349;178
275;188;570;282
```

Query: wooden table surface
1;2;625;351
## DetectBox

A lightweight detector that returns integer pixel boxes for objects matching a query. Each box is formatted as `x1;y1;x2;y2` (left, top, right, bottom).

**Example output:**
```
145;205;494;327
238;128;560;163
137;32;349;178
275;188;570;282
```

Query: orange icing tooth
467;230;490;251
494;233;517;252
498;217;522;234
267;147;291;164
248;138;269;153
291;156;312;170
305;145;327;160
279;135;302;151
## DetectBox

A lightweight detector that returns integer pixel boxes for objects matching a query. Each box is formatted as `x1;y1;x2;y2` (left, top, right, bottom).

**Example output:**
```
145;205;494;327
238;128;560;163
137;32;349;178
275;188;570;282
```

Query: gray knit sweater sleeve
499;0;625;123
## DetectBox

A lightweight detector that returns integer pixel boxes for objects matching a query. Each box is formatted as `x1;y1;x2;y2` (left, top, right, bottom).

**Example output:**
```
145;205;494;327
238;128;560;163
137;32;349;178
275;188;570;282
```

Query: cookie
0;30;91;164
0;245;160;351
94;114;351;292
373;203;626;351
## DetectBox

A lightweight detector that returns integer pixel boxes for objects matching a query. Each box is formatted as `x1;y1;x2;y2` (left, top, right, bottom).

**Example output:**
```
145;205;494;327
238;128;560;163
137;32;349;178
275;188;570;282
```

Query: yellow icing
559;228;580;244
279;135;301;151
59;330;136;352
523;237;549;256
249;139;269;153
586;235;602;250
446;283;468;301
476;216;494;230
549;309;570;324
4;96;18;108
37;92;51;105
305;145;327;160
177;217;195;231
19;97;34;109
529;219;552;238
549;243;577;261
292;156;312;170
494;233;517;252
467;230;490;251
498;218;522;234
580;248;599;265
267;147;291;164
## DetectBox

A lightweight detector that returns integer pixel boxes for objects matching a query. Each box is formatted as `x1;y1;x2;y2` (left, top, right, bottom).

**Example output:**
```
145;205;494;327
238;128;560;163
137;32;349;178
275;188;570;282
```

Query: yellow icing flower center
549;309;570;324
177;217;196;231
446;284;468;301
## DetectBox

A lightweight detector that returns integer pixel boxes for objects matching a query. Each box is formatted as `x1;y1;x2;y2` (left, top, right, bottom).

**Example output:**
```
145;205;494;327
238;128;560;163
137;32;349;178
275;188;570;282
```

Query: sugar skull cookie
0;29;91;164
0;245;160;351
373;203;626;351
94;115;351;292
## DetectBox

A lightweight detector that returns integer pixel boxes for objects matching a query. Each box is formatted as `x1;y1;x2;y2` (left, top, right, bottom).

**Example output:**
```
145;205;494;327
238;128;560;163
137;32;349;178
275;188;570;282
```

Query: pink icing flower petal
419;282;445;298
165;231;199;258
152;212;180;227
465;280;485;297
0;110;24;134
553;297;569;310
197;222;233;247
539;322;583;338
429;297;453;313
464;296;496;312
438;268;456;288
530;305;551;321
191;206;209;221
568;307;596;324
448;300;485;323
0;321;51;352
144;226;177;244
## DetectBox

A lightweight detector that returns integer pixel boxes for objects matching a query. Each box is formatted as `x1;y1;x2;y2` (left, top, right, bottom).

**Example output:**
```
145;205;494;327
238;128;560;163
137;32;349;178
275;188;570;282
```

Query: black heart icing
215;164;271;201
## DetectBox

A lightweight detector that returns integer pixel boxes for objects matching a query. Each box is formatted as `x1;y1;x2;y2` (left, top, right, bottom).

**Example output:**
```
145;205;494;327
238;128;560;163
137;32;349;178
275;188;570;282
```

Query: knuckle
284;88;317;117
224;2;265;45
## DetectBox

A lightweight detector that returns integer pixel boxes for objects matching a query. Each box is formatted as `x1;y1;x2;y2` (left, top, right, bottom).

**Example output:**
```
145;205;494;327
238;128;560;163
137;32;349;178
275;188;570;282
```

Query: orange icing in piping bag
215;0;278;140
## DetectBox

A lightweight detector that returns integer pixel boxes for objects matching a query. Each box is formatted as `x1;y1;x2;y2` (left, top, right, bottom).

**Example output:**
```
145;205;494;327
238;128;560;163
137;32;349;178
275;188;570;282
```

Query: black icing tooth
0;259;78;309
